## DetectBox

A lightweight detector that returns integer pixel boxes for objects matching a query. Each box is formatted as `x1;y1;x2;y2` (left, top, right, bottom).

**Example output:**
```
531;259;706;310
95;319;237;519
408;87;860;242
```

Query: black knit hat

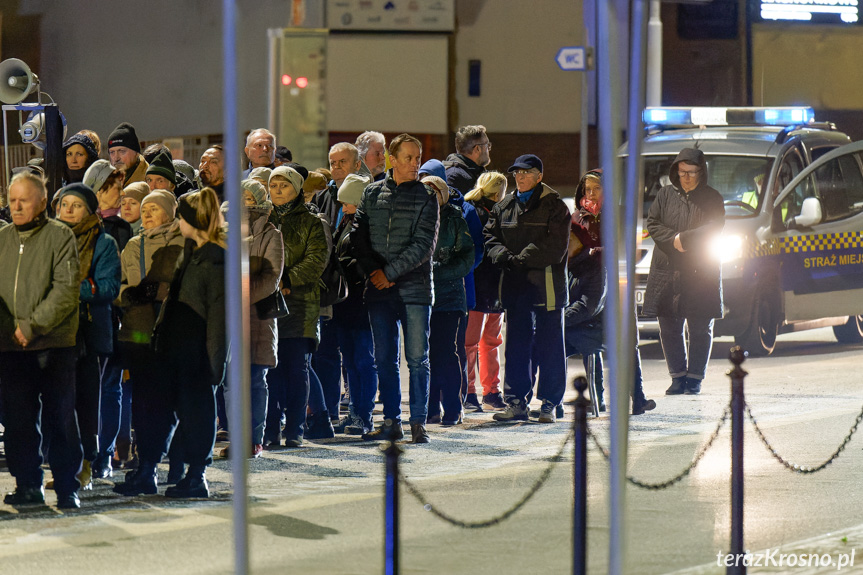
55;182;98;215
145;150;176;185
107;122;141;153
62;133;99;165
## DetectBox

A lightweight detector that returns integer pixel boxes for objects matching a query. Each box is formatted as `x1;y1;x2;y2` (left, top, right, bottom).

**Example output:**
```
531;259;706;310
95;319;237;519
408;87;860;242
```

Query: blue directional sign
556;46;589;71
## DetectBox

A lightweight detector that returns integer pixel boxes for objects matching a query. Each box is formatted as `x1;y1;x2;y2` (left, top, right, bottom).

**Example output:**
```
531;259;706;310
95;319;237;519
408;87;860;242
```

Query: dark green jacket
0;214;80;351
269;197;328;345
433;203;474;313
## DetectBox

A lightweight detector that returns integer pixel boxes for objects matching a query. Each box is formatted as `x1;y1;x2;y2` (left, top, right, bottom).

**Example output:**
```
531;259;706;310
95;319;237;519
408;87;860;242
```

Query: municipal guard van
632;107;863;355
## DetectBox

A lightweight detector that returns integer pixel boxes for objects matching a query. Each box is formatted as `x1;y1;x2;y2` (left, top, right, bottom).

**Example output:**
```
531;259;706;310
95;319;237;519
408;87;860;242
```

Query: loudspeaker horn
0;58;39;104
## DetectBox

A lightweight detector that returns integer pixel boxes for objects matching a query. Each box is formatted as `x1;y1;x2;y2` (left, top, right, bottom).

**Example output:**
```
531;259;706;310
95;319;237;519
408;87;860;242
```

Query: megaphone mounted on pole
0;58;40;105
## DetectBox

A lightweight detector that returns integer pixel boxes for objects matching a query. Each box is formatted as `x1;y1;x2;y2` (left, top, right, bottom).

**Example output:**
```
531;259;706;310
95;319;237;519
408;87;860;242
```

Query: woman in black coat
149;187;227;498
643;148;724;396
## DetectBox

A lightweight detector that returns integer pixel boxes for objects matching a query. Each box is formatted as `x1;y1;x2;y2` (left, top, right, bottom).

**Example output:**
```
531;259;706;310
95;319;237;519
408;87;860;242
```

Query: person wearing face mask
54;183;121;489
62;133;99;186
265;166;329;447
113;190;185;496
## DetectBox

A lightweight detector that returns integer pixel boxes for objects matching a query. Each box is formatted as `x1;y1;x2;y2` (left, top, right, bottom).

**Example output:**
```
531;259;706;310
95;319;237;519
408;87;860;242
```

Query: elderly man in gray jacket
0;172;82;509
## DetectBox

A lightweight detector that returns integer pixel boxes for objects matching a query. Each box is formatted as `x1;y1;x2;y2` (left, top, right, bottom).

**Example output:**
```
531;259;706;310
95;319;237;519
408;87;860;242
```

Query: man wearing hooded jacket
643;148;724;396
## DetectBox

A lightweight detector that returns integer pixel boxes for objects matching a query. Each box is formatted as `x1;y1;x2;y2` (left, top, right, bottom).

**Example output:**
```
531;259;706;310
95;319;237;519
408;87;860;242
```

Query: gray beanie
269;165;304;197
337;173;370;206
249;167;272;184
122;181;151;204
83;159;117;192
241;178;268;206
173;159;197;184
142;189;178;219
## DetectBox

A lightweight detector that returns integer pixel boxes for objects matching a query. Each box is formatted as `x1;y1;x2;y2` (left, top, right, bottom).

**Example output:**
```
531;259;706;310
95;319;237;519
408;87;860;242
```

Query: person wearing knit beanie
63;133;99;184
241;178;268;207
337;173;370;207
269;166;304;199
120;182;150;233
142;189;178;222
55;182;98;216
107;122;141;154
145;151;177;192
249;167;272;186
107;122;148;186
84;159;116;193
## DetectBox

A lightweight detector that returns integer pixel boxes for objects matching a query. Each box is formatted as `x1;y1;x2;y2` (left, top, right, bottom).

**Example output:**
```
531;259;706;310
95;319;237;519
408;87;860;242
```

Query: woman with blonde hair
150;186;227;498
464;171;508;410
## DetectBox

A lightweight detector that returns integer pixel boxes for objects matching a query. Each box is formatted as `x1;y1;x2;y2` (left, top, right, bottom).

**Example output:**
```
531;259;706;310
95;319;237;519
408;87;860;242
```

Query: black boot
165;465;209;498
665;376;688;395
304;411;335;440
684;377;702;395
113;462;157;496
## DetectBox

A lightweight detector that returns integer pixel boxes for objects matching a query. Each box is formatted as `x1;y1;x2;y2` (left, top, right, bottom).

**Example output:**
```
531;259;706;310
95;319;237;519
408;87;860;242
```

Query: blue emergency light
643;107;815;127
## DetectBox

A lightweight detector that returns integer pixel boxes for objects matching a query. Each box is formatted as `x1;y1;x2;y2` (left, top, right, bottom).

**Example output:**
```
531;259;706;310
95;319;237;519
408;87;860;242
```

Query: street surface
1;327;862;574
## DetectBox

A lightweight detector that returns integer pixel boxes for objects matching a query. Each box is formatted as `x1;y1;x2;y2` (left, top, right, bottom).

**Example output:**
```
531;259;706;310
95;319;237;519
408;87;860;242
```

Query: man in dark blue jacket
352;134;440;444
485;154;570;423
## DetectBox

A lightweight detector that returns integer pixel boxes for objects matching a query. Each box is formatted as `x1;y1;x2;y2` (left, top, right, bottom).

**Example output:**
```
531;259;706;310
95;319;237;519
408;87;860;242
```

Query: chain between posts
400;428;574;529
588;404;731;490
745;401;863;473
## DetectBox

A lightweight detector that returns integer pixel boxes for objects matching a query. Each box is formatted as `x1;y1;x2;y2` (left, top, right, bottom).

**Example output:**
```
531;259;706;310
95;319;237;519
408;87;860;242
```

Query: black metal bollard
728;347;748;575
383;421;403;575
573;376;589;575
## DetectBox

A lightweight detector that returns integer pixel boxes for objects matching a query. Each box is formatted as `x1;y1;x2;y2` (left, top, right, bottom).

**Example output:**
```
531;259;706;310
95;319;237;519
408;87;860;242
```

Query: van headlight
710;234;744;263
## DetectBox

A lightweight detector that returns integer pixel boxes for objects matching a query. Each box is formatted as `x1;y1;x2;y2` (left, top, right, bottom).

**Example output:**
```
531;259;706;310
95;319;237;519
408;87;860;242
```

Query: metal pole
728;347;747;575
223;1;252;574
580;29;590;178
573;376;589;575
646;0;662;107
267;28;280;135
384;429;403;575
596;0;629;573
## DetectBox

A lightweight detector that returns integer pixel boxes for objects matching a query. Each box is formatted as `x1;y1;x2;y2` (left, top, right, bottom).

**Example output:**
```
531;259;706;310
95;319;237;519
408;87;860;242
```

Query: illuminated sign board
759;0;859;24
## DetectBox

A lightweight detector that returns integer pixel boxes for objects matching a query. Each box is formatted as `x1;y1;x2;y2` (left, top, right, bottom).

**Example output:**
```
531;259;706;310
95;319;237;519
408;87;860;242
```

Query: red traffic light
296;77;309;89
281;74;292;86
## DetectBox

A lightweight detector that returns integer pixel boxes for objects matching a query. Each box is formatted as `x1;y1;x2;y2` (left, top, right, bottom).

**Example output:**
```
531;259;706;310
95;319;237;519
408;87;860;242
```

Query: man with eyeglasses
484;154;571;423
643;147;724;396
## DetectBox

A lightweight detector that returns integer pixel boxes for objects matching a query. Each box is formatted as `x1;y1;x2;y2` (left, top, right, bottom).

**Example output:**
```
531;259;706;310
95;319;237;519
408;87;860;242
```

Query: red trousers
464;310;503;395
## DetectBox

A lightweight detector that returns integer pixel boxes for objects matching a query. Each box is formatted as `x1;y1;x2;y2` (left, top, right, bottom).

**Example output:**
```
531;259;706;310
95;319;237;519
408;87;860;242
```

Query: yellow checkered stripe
745;232;863;258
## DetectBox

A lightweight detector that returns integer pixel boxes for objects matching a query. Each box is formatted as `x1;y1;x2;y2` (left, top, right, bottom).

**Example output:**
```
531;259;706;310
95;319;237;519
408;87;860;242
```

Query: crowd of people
0;120;727;510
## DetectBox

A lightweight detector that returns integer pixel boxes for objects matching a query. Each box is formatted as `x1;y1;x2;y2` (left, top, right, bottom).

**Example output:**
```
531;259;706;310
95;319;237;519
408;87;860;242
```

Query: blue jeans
336;322;378;429
308;363;328;415
658;315;715;381
504;308;566;406
367;300;431;424
313;318;342;417
226;364;270;445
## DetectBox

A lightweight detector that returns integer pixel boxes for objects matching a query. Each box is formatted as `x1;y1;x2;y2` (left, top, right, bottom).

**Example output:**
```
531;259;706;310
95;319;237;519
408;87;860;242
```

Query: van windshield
643;155;774;218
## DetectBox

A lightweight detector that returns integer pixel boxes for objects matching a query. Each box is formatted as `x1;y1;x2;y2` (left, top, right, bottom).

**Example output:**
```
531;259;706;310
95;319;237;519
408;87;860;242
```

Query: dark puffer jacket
484;183;571;311
444;153;485;196
352;176;440;305
333;212;369;327
433;203;474;313
153;241;227;387
269;196;328;346
643;148;725;319
469;196;503;313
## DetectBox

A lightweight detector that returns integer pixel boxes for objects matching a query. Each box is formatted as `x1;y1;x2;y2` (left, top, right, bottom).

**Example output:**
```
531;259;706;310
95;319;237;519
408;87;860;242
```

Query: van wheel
833;315;863;343
735;292;778;356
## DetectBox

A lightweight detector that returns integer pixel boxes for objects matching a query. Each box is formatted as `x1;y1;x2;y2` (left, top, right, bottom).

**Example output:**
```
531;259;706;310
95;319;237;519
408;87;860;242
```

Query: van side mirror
792;197;823;228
